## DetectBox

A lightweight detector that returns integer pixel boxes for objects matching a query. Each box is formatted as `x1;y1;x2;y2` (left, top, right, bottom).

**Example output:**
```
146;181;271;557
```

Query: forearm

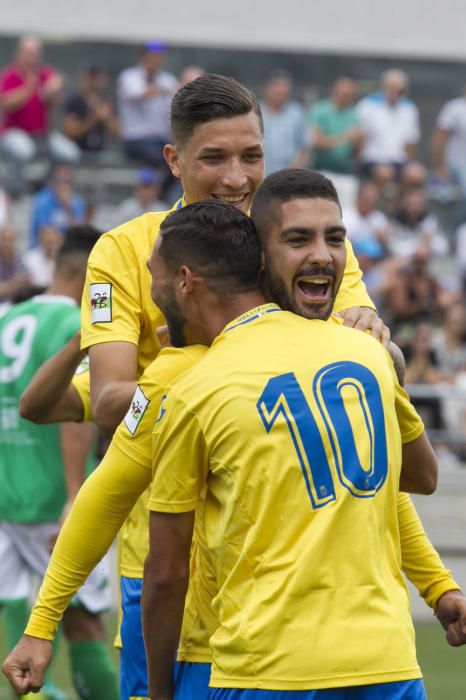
400;431;438;495
432;129;448;171
93;380;137;436
60;422;94;501
142;557;189;700
1;84;34;111
20;334;85;422
26;443;150;639
398;492;460;608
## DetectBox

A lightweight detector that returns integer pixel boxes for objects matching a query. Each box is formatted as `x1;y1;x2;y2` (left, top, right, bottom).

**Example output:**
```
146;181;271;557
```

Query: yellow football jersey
80;199;373;578
150;305;425;690
112;345;207;577
71;363;93;423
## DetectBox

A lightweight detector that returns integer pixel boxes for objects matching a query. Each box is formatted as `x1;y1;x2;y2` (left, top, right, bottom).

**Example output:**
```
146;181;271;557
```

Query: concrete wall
1;0;466;60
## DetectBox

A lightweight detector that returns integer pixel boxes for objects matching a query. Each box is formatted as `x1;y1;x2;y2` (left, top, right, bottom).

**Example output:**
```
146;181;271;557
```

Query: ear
260;250;265;272
178;265;195;297
164;144;181;179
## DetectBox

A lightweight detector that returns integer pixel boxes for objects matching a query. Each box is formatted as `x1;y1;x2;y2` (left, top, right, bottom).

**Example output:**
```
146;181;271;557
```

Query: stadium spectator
390;188;448;258
344;180;390;250
0;226;30;304
432;303;466;378
179;64;206;87
117;41;178;176
22;224;62;287
0;35;80;195
308;76;362;175
62;65;119;155
0;187;10;229
455;219;466;293
384;246;448;329
261;70;311;175
432;84;466;194
30;164;86;247
111;168;168;226
356;69;420;184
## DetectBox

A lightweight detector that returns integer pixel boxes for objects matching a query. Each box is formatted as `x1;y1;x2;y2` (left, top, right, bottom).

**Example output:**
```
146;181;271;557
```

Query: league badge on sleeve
124;386;150;435
90;283;112;323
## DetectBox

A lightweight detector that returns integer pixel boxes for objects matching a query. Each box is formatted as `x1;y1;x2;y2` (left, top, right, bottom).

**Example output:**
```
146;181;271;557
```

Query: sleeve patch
124;386;150;435
90;283;112;323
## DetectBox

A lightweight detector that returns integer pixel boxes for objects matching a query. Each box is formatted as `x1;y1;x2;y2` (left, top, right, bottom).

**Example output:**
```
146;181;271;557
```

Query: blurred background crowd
0;33;465;464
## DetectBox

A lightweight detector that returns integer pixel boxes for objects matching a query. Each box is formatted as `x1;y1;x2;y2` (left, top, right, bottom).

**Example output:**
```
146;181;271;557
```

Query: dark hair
251;168;341;240
56;225;101;275
171;74;263;147
158;200;261;295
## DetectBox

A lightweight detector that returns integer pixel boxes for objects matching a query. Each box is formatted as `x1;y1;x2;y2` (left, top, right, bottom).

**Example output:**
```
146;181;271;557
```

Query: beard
161;291;188;348
262;259;339;321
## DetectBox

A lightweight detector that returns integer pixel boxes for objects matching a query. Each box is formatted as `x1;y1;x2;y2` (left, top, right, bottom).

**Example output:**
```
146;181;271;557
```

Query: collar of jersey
221;303;282;335
175;196;186;210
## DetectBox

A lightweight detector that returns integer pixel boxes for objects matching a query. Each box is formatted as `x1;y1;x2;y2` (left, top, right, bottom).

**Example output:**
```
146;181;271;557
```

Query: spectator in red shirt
0;35;80;195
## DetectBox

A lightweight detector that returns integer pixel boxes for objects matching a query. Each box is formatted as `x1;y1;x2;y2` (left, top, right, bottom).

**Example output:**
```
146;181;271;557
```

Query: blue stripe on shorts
208;679;426;700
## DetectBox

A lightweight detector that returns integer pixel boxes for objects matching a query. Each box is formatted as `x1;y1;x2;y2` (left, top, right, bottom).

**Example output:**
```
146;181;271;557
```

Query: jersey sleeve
398;492;461;608
333;238;375;313
80;230;143;351
71;369;93;423
25;440;151;640
149;390;208;513
113;346;207;468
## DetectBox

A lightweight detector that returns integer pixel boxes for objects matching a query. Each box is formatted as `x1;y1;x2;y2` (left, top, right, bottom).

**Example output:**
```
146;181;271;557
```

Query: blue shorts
120;576;148;700
174;661;211;700
120;576;211;700
208;680;427;700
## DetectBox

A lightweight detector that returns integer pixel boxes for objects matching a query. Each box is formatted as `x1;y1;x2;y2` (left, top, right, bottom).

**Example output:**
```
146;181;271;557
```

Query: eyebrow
280;225;347;239
198;144;264;155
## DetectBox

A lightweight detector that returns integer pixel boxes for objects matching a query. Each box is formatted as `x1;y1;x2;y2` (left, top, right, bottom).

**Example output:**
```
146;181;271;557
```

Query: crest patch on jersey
124;386;150;435
155;394;168;424
90;283;112;323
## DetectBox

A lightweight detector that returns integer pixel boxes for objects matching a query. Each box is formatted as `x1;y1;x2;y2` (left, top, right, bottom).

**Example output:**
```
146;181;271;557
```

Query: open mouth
296;277;332;303
212;193;249;207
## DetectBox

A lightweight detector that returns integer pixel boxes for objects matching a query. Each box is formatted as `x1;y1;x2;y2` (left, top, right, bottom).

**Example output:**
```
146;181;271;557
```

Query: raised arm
20;333;86;423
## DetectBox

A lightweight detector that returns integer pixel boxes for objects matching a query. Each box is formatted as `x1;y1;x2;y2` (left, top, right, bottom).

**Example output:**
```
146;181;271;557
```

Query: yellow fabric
24;310;459;664
79;200;373;578
150;307;425;690
71;369;93;423
24;346;206;641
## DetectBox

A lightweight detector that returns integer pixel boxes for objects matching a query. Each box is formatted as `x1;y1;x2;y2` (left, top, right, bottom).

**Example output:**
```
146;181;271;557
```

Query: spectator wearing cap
260;70;311;176
0;35;80;195
112;168;168;226
117;41;178;179
62;65;119;155
29;164;86;247
356;69;420;185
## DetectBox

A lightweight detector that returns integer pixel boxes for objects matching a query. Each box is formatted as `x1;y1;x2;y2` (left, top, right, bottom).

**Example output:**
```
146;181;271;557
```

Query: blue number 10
256;361;388;509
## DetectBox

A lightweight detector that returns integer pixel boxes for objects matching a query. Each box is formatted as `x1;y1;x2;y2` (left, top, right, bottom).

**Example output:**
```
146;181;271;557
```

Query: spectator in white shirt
112;168;168;227
117;41;178;186
344;180;390;250
432;85;466;194
22;224;62;287
357;69;420;185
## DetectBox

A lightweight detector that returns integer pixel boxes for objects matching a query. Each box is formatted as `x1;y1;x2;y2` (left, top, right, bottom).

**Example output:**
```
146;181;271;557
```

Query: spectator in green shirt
309;77;362;174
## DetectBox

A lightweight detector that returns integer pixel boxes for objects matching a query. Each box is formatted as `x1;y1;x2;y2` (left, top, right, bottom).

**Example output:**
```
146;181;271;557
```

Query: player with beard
4;184;465;700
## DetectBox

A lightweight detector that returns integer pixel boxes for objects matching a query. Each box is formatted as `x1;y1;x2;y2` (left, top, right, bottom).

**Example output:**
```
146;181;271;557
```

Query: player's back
0;295;80;522
157;305;421;690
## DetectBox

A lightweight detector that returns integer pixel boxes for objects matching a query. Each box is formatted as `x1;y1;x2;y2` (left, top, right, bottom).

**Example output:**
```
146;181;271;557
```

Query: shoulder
158;71;178;88
89;209;172;266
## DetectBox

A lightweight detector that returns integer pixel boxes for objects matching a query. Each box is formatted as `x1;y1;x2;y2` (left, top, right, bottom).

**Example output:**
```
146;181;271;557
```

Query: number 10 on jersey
257;361;389;509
